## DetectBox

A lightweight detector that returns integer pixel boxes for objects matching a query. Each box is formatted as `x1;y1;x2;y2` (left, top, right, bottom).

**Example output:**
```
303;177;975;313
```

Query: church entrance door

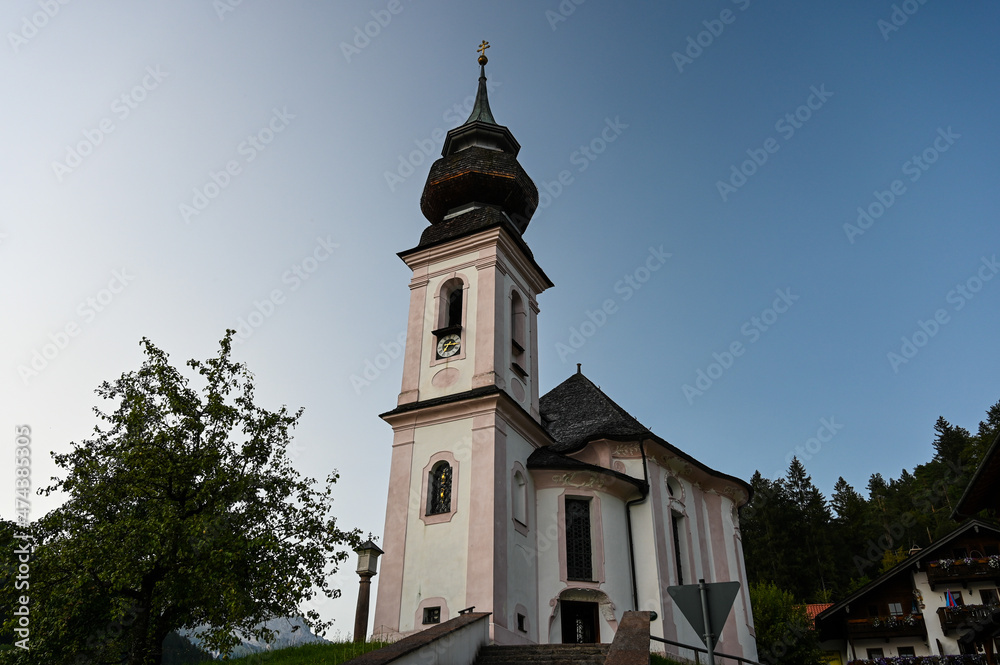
560;600;599;644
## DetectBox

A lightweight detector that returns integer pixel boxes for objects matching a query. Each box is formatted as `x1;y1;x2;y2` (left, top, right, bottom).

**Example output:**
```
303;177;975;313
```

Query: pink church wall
372;426;415;634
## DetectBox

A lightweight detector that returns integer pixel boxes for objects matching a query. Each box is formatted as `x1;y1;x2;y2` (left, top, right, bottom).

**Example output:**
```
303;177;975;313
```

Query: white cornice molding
402;227;553;295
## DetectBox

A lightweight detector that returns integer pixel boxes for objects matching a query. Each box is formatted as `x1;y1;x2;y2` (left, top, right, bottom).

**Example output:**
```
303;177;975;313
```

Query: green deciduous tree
749;581;825;665
0;332;360;665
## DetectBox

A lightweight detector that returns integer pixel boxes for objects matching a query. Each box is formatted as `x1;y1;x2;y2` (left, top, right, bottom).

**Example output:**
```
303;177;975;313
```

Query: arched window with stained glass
427;462;453;515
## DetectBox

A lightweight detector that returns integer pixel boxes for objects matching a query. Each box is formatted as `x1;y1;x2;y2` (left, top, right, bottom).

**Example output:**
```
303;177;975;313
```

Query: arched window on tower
511;290;526;375
448;287;463;329
434;278;465;360
437;278;464;331
427;462;453;515
512;470;527;526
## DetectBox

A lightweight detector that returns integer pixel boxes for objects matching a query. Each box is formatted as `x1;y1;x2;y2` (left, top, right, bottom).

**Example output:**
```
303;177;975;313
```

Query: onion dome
419;43;538;234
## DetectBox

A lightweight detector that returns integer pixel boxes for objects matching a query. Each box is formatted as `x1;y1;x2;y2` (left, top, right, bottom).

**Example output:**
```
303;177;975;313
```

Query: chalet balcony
938;604;1000;633
926;557;1000;589
846;614;927;640
848;657;985;664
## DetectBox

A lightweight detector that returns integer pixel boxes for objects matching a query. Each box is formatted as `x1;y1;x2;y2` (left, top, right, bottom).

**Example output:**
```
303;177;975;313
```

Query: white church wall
531;480;639;644
416;257;480;403
660;468;707;653
534;485;564;641
503;425;540;643
498;261;538;413
597;492;636;624
397;417;475;633
625;460;758;662
724;499;758;658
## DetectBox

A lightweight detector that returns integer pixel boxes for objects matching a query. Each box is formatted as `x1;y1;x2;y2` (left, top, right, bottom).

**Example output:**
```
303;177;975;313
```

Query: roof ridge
582;373;651;433
547;371;651;433
539;371;653;452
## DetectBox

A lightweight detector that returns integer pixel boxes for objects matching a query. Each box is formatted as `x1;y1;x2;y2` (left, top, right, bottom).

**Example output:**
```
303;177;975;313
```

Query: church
371;44;758;661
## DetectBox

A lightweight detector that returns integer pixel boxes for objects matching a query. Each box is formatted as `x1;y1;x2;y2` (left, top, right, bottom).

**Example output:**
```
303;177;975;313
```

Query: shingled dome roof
419;52;538;234
539;371;653;452
534;370;753;503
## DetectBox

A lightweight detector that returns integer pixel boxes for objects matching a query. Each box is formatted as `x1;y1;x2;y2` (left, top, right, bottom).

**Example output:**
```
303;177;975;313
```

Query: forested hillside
739;399;1000;604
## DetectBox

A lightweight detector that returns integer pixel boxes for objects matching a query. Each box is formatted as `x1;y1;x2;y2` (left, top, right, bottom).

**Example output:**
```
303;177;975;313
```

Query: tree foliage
749;582;825;665
0;332;360;665
740;399;999;606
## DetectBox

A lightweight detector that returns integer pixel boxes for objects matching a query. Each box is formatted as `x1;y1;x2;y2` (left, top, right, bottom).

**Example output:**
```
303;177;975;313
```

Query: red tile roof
805;603;833;621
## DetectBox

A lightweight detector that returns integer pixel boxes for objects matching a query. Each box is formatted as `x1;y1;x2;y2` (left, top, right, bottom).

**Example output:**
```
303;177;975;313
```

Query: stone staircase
473;643;610;665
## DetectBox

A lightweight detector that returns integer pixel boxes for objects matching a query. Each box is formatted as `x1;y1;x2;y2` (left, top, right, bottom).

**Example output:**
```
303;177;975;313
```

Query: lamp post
353;540;383;643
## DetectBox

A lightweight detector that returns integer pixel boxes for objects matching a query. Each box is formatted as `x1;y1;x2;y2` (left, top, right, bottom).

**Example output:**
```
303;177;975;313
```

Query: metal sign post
667;579;741;665
699;580;715;665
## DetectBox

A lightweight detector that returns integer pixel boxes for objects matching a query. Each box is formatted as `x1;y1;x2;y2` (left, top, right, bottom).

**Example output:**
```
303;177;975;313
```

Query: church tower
372;43;553;644
372;45;758;658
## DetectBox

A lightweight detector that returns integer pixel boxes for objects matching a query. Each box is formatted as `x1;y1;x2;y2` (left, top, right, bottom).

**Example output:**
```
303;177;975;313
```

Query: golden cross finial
477;40;490;58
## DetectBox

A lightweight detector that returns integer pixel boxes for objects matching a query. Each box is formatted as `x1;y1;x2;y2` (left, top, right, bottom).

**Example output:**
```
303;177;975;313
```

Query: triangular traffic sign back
667;581;740;649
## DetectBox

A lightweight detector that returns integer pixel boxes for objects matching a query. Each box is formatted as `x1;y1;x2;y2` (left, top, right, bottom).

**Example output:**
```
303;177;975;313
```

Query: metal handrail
651;634;763;665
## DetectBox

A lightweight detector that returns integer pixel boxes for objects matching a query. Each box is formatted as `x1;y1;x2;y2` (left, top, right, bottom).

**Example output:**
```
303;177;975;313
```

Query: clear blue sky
2;0;998;637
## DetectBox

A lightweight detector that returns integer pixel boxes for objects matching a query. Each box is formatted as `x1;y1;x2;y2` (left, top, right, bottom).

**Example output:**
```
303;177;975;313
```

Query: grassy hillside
196;641;388;664
197;643;691;665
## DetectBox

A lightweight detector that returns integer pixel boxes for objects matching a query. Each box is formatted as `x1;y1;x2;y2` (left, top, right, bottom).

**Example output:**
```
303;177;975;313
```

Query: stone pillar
354;571;375;642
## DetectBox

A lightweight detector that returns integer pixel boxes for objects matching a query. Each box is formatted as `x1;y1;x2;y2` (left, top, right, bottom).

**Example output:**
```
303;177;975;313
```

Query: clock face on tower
436;334;461;358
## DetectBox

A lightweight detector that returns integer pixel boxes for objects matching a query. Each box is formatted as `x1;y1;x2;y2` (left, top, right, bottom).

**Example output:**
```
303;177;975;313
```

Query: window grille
428;463;452;515
565;498;593;580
